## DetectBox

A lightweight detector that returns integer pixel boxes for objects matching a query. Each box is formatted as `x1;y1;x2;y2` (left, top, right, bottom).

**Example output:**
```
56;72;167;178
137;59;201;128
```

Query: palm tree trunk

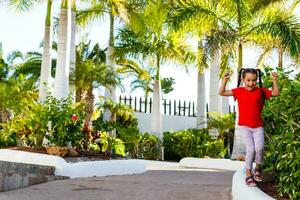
221;95;229;113
196;70;206;128
278;45;283;68
196;41;206;128
54;0;71;99
209;49;221;137
38;0;52;102
103;11;116;122
151;54;162;139
231;43;246;159
83;85;94;148
69;0;76;101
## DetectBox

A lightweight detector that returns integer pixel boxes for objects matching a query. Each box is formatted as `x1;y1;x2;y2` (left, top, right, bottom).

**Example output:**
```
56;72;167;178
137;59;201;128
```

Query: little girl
219;68;279;187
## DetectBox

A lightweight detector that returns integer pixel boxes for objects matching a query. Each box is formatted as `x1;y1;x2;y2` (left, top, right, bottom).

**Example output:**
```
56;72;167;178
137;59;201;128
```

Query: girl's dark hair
237;68;263;88
237;68;265;103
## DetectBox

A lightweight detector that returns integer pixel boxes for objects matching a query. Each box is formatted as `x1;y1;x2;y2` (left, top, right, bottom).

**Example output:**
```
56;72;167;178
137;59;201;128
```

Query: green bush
163;129;227;161
262;68;300;200
0;96;86;148
43;97;86;148
138;132;162;160
117;127;141;157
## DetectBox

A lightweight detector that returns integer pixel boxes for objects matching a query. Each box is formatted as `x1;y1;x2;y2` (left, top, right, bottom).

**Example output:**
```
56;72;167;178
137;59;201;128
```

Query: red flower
71;114;78;121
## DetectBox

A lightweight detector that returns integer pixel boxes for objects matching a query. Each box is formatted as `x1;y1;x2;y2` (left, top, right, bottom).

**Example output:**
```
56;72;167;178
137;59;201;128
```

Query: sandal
253;168;263;182
245;176;257;187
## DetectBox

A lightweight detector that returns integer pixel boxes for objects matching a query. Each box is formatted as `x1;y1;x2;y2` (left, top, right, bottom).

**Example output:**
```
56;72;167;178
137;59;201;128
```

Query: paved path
0;167;234;200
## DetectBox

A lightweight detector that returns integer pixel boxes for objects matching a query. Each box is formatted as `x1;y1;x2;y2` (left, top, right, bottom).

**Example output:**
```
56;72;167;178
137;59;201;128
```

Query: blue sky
0;2;297;103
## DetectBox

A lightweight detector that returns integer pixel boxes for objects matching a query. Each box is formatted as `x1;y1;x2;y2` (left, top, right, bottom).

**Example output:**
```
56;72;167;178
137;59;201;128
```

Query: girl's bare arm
219;73;233;96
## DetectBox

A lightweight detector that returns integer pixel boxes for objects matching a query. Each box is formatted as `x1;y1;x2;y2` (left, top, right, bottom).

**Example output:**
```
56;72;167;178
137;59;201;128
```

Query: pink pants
240;126;264;170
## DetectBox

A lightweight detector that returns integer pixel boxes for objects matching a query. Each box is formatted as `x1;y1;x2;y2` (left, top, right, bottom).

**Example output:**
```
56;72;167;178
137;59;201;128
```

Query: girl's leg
240;126;255;174
253;127;264;166
252;127;264;182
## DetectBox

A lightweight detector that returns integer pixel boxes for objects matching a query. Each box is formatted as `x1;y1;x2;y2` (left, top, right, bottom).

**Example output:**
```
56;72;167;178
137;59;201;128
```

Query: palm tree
76;0;131;121
117;59;175;99
1;0;54;101
75;41;119;131
170;0;235;129
117;58;153;99
225;0;300;159
0;44;37;122
53;0;71;99
39;0;53;101
7;50;56;82
115;0;195;138
251;4;300;69
170;0;300;158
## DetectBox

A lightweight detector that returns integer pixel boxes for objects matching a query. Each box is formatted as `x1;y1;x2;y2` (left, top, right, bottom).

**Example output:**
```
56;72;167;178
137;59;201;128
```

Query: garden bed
7;147;123;162
258;182;289;200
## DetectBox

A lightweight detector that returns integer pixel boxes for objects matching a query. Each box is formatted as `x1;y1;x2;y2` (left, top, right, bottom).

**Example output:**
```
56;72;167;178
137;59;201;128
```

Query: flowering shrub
0;96;86;148
43;97;86;148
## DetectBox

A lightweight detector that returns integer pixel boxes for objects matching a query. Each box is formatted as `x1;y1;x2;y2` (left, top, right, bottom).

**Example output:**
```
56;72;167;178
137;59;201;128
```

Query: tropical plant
7;50;56;83
74;41;119;131
2;0;54;101
207;112;235;139
115;0;195;138
0;96;86;148
93;99;139;133
76;0;132;107
90;131;126;157
262;67;300;199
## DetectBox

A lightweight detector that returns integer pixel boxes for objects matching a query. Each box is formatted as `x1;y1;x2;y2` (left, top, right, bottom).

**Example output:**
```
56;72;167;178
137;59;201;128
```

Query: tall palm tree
53;0;71;99
170;0;235;129
39;0;53;101
226;0;300;159
115;0;195;138
170;0;300;158
1;0;54;101
76;0;131;121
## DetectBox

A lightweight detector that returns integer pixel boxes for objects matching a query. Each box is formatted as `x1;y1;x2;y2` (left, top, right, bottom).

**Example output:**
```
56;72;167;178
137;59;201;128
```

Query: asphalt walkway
0;167;234;200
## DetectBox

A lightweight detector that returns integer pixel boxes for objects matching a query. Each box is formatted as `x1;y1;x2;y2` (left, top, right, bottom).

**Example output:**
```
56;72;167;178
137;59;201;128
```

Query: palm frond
76;4;106;27
169;0;232;34
6;0;39;12
249;0;286;13
249;9;300;59
256;47;272;69
6;50;24;64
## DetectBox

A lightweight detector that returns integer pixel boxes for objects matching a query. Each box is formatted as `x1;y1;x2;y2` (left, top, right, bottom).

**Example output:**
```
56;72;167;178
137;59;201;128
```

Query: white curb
0;149;146;178
232;169;275;200
0;149;66;174
179;157;244;171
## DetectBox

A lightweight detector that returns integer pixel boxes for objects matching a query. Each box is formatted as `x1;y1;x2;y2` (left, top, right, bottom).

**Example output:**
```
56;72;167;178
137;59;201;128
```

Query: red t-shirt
232;87;272;128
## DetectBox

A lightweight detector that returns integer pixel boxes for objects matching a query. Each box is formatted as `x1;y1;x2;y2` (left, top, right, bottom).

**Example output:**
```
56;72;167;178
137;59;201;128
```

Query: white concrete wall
135;112;197;133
